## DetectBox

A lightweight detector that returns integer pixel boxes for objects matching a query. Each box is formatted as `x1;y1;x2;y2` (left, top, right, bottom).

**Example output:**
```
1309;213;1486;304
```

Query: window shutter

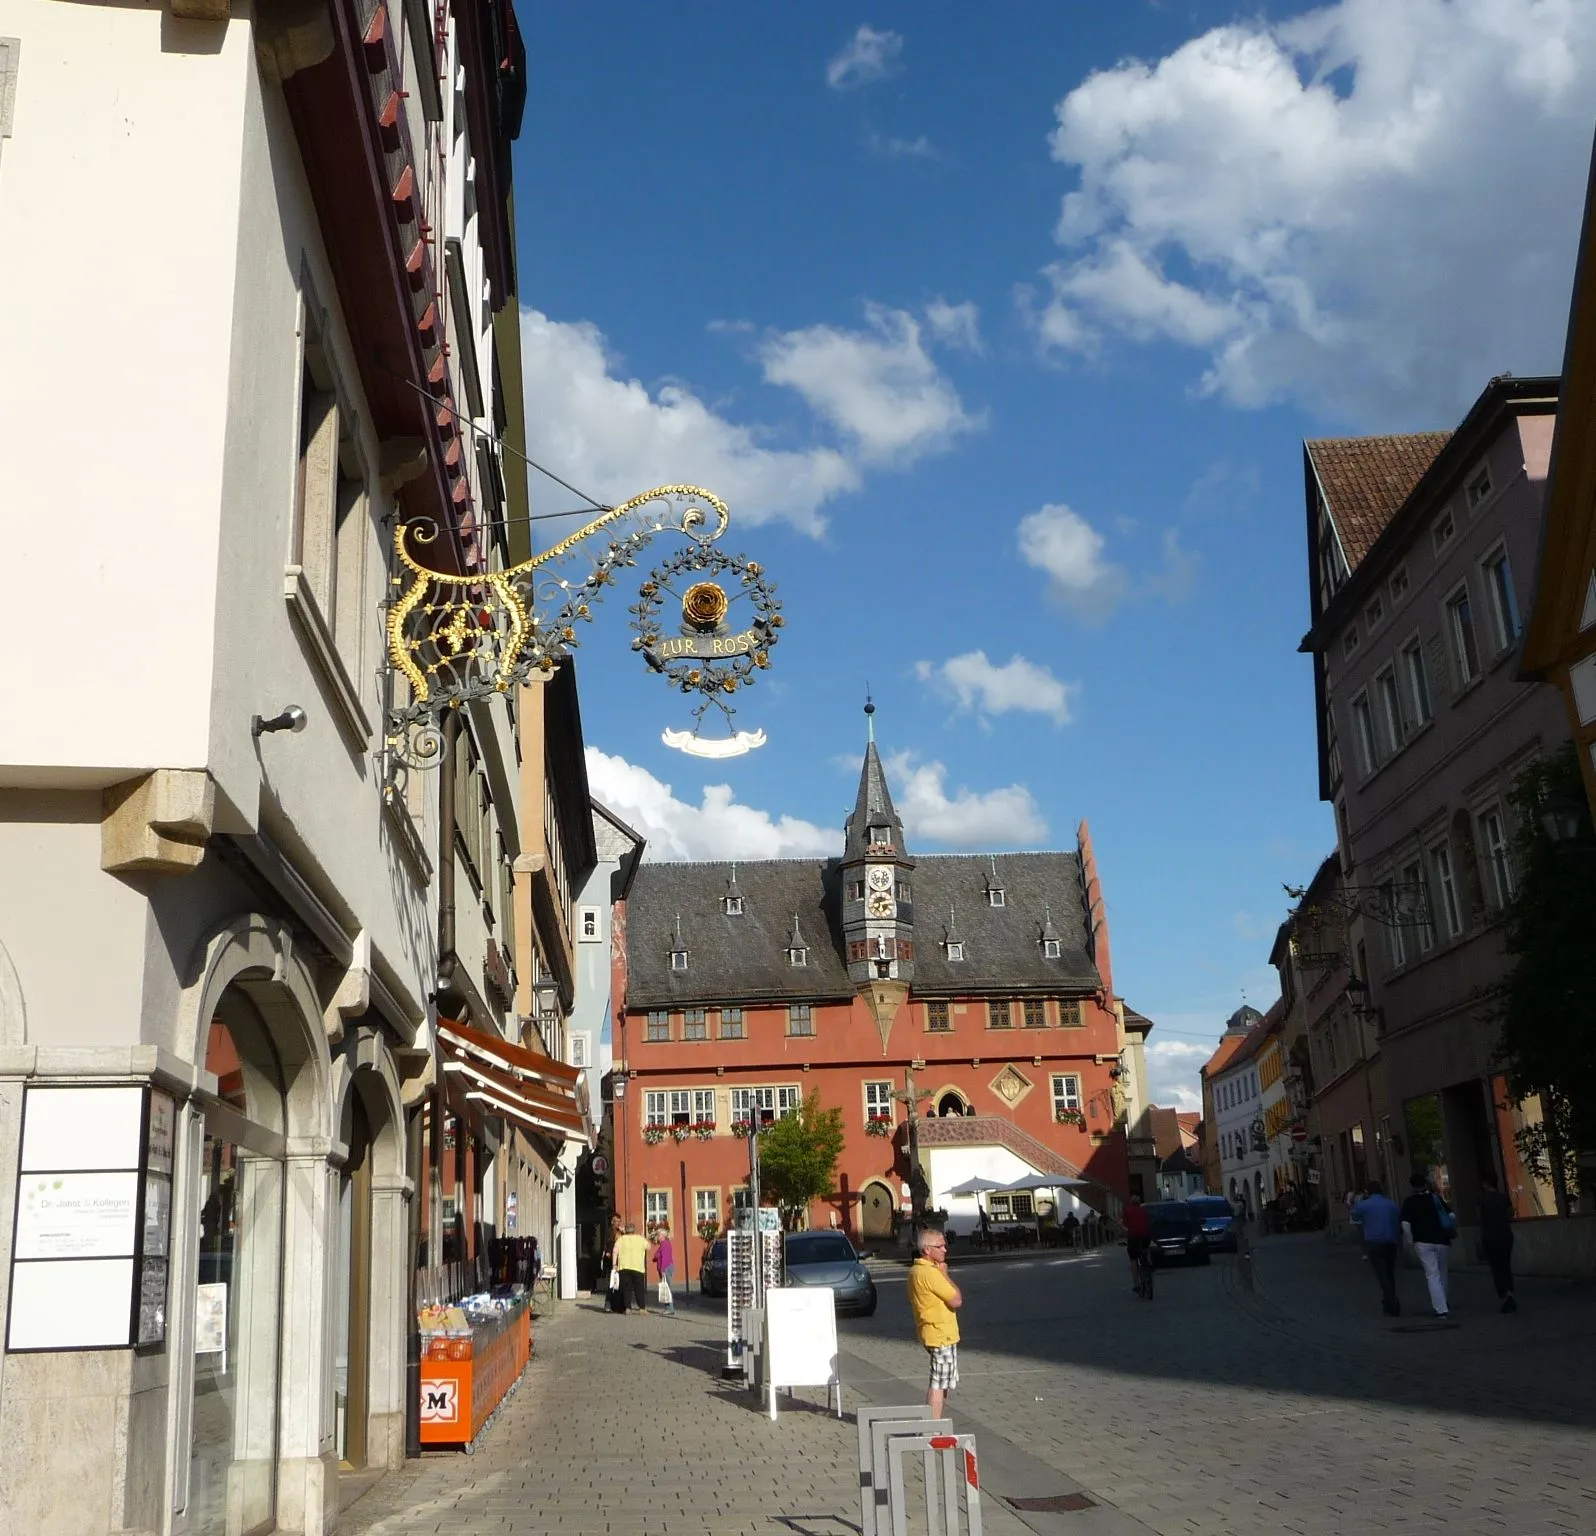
1424;635;1451;701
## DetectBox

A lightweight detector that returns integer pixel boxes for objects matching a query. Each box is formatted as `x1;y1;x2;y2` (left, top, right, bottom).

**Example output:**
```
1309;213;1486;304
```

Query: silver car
782;1232;877;1315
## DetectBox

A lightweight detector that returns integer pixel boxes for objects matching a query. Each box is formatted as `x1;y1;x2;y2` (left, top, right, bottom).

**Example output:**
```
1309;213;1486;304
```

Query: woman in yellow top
613;1223;651;1313
906;1227;963;1418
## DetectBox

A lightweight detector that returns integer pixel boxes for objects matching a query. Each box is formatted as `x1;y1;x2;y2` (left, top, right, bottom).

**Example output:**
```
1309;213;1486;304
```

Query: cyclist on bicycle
1123;1194;1152;1291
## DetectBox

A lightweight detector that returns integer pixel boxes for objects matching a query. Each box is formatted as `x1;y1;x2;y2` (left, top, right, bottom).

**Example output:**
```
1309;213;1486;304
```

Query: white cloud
871;132;938;160
1016;503;1131;623
827;24;903;90
521;309;858;536
924;298;984;353
915;650;1079;726
758;303;983;465
1037;0;1596;422
1017;503;1199;621
883;751;1048;847
585;748;840;862
1142;1038;1212;1114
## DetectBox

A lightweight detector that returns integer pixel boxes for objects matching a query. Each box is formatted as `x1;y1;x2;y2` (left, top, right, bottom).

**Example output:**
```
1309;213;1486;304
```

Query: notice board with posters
6;1084;176;1351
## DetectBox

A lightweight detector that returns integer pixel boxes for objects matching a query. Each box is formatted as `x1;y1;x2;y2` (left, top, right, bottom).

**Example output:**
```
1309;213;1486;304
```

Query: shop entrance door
861;1181;895;1241
189;998;286;1536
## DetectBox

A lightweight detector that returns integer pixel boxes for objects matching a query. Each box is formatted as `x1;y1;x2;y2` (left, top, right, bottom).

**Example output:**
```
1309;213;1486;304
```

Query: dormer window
946;941;965;962
670;948;688;972
788;945;807;967
987;888;1005;909
724;896;743;916
1043;938;1061;959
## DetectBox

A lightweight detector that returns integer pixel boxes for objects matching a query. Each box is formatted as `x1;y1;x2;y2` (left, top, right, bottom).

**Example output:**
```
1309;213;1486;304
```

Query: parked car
1186;1195;1240;1253
1144;1201;1210;1267
782;1231;877;1315
700;1238;728;1298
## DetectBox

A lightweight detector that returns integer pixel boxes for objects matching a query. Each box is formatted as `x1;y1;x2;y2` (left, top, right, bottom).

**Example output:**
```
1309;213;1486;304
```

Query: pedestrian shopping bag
657;1277;673;1307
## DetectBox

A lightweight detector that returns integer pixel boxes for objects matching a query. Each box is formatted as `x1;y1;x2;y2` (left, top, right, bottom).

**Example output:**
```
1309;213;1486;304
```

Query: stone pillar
365;1174;413;1471
275;1144;339;1535
557;1177;578;1300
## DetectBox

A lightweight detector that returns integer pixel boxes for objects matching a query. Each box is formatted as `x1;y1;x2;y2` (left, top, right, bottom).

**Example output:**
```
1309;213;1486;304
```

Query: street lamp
531;976;561;1021
1539;789;1592;847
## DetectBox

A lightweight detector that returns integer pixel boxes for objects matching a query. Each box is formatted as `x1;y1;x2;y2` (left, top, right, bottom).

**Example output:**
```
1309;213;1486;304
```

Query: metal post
679;1157;689;1302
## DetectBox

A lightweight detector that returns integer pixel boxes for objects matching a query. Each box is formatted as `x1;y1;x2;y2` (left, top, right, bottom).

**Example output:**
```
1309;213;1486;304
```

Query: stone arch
932;1084;971;1117
330;1026;406;1181
0;936;25;1047
176;913;333;1144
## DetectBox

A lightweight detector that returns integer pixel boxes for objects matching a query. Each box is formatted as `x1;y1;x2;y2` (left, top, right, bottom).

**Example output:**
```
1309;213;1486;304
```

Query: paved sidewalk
337;1296;1028;1536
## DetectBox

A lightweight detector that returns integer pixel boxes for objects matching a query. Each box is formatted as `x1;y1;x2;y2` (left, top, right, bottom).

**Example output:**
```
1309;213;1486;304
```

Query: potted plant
697;1219;720;1243
1055;1108;1086;1129
692;1120;716;1141
642;1124;666;1145
669;1123;691;1143
865;1114;894;1138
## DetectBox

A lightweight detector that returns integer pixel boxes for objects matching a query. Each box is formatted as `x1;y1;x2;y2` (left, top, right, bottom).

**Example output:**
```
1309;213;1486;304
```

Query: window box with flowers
1054;1109;1086;1129
691;1120;717;1141
865;1115;895;1137
669;1123;692;1143
643;1124;667;1145
697;1219;721;1242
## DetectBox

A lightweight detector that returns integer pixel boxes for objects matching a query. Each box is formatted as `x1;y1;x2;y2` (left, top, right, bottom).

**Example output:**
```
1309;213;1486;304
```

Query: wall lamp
252;705;307;737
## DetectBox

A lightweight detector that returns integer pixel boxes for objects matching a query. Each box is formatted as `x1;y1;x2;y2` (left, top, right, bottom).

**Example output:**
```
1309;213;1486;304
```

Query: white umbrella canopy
947;1175;1009;1196
997;1173;1088;1193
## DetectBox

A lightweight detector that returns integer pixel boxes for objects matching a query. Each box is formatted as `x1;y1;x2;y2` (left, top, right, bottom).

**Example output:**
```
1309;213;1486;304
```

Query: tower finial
864;686;875;744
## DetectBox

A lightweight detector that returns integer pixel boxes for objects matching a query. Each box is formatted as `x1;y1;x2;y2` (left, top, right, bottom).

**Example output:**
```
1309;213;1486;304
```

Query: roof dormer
985;855;1005;908
1040;903;1062;960
943;907;965;963
786;913;808;968
668;913;689;972
723;862;744;917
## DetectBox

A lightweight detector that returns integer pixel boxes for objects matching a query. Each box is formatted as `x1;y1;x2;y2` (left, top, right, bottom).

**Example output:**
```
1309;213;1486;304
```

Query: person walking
1401;1171;1457;1318
614;1222;650;1313
1477;1172;1517;1313
1349;1180;1403;1316
604;1215;625;1313
652;1222;677;1315
906;1227;962;1420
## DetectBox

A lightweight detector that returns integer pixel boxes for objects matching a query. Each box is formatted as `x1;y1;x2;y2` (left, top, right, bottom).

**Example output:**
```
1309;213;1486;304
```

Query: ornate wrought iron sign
384;484;781;765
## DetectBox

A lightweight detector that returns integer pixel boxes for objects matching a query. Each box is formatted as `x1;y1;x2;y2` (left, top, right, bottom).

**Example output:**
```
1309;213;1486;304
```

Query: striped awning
437;1017;586;1140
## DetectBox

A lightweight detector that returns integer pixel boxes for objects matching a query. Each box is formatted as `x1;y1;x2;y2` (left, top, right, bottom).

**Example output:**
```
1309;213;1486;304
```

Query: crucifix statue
894;1065;935;1220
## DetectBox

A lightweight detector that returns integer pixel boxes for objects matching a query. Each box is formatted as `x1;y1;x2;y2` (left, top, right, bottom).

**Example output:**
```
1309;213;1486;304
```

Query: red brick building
609;730;1137;1277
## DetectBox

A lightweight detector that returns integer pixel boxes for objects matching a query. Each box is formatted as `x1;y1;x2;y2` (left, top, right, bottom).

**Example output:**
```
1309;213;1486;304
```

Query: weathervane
384;484;782;767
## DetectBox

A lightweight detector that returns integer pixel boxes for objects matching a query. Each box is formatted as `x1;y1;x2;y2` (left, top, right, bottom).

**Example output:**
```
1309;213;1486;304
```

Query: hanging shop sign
6;1084;175;1351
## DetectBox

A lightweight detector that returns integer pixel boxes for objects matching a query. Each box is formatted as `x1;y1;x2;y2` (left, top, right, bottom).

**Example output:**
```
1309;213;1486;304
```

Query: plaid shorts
926;1344;959;1392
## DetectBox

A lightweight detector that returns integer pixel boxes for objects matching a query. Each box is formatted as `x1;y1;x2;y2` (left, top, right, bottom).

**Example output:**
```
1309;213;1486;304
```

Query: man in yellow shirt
906;1227;962;1418
614;1223;650;1313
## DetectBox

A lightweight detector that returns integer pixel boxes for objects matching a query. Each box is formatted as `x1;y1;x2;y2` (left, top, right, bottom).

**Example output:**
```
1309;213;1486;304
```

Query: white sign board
764;1287;841;1420
14;1171;139;1259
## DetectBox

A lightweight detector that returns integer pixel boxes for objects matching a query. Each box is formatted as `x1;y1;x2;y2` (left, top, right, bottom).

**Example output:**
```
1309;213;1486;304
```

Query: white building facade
1210;1011;1272;1220
0;3;537;1531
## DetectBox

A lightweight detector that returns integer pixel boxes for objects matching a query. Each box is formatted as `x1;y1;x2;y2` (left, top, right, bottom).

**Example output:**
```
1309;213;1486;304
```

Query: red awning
436;1018;586;1140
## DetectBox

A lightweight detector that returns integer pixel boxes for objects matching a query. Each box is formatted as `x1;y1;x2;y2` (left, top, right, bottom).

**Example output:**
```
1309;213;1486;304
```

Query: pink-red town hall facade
608;729;1146;1277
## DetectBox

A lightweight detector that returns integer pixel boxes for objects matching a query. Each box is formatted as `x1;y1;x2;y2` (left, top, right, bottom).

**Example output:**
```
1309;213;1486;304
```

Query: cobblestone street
339;1237;1596;1536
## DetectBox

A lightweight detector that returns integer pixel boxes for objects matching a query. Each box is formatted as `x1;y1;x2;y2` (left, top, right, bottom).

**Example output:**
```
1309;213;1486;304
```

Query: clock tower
842;701;914;1049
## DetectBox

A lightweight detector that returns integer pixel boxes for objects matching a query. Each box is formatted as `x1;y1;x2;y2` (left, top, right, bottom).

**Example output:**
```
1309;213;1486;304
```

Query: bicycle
1131;1241;1154;1300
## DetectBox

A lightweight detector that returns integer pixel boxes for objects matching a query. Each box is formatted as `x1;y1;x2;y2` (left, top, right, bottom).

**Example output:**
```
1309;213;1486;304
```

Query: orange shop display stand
419;1299;532;1447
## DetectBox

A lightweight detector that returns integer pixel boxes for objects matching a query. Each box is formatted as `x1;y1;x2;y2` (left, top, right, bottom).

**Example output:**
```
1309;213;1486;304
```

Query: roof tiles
1306;432;1452;570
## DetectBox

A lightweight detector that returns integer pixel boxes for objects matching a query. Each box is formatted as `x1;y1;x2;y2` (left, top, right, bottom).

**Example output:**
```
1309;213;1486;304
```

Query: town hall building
609;715;1143;1276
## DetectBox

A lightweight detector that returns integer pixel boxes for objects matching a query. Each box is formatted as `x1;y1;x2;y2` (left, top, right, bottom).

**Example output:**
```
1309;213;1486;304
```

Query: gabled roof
1306;432;1452;572
1122;1006;1154;1036
625;851;1100;1009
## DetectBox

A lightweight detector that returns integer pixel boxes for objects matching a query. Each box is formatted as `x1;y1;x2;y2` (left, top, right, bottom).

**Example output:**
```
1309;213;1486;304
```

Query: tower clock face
867;892;896;918
866;866;894;893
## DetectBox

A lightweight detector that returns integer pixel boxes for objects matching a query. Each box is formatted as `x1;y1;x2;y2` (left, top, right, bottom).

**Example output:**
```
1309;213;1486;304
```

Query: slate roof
843;740;906;865
1305;432;1451;572
626;850;1101;1009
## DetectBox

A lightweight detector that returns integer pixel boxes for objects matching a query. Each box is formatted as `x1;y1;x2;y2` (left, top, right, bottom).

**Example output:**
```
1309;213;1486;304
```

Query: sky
512;1;1596;1112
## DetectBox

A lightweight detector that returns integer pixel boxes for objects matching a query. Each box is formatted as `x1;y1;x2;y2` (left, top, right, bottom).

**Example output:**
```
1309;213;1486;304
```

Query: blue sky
512;1;1596;1109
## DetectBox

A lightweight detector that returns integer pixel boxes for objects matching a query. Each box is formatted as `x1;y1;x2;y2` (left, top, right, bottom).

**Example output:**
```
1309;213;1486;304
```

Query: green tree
758;1090;846;1228
1491;745;1596;1213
